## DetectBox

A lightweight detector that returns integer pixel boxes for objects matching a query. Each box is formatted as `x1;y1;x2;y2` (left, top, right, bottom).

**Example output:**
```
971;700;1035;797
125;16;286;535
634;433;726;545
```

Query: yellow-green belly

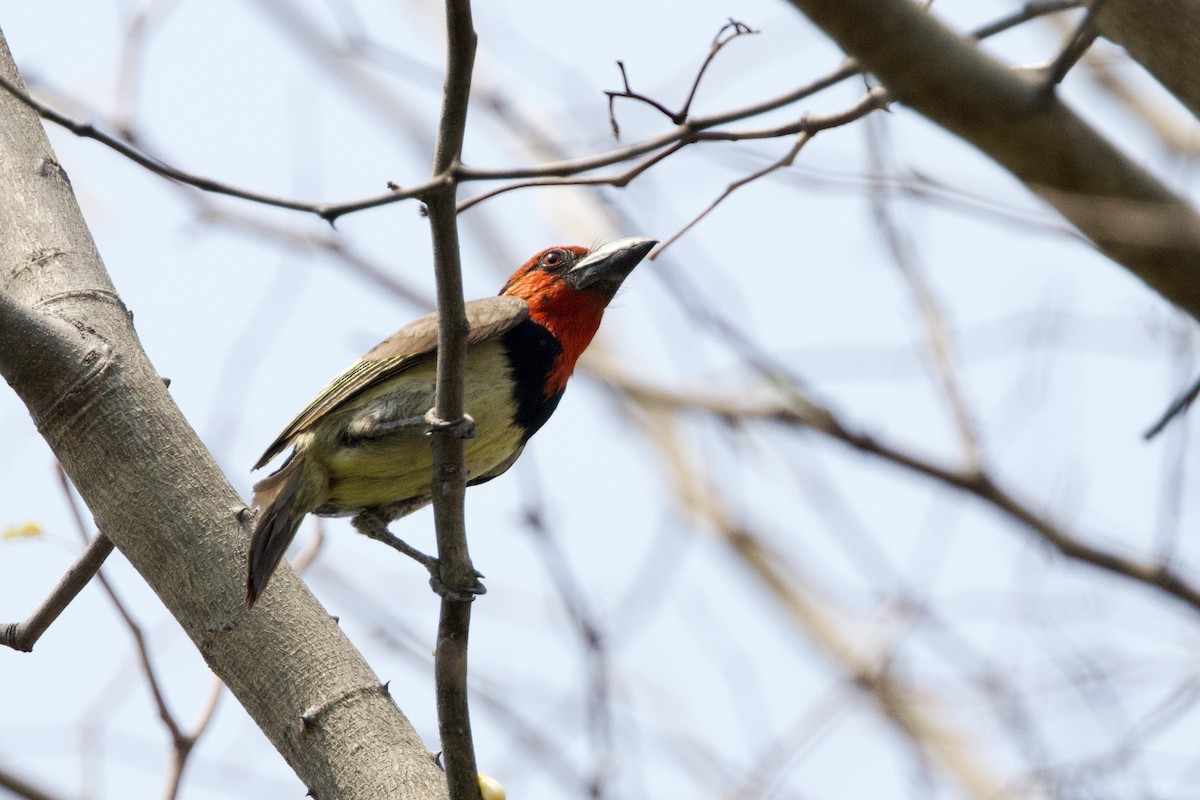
299;340;523;512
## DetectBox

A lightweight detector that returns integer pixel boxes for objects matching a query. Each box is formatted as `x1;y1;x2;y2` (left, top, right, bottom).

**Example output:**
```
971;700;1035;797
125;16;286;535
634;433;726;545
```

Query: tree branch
1093;0;1200;122
0;72;433;223
782;0;1200;321
0;2;1083;228
425;2;483;799
0;531;113;652
0;28;446;800
1040;0;1104;89
592;363;1200;615
654;86;889;256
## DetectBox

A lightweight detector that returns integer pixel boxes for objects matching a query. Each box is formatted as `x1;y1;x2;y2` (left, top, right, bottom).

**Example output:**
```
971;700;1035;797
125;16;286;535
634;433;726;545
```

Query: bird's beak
567;237;657;299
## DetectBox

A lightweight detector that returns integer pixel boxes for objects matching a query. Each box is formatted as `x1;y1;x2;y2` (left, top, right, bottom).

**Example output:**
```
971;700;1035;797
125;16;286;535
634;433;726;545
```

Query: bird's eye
540;249;567;269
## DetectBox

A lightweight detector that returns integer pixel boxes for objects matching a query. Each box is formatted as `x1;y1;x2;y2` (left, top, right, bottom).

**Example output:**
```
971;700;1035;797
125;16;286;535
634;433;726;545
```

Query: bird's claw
424;410;477;439
427;563;487;602
353;514;486;601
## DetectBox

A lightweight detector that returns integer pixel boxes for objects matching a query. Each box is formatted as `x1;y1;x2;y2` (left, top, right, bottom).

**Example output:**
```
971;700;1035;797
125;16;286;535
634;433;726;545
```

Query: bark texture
0;27;446;800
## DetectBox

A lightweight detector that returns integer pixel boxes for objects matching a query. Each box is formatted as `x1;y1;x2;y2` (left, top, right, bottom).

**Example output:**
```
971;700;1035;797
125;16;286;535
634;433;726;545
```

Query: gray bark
0;26;446;800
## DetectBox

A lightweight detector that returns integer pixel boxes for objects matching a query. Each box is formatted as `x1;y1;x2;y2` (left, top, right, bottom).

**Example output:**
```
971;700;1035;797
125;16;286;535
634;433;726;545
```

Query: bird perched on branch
246;237;656;605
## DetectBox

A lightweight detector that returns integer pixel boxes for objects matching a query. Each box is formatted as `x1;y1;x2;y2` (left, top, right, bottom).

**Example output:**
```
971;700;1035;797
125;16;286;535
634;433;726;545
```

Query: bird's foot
353;514;486;601
426;565;487;603
424;410;477;439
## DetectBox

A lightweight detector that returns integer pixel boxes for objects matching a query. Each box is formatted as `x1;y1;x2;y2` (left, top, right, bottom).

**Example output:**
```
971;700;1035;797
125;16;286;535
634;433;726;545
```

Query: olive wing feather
253;295;530;470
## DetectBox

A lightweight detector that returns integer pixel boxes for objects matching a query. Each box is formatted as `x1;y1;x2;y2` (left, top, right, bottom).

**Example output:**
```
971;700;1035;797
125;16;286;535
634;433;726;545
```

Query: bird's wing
253;295;530;469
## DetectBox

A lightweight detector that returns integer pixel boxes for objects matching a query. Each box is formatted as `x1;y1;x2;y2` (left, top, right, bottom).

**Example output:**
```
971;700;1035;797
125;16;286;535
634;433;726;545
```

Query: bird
246;237;656;605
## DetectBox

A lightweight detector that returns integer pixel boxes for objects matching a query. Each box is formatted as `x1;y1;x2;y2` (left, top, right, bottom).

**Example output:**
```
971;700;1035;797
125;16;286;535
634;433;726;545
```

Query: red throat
502;265;607;397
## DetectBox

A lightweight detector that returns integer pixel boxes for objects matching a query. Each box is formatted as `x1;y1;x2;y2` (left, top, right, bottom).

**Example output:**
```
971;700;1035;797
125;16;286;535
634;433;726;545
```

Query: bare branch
633;404;1012;800
681;19;759;119
1;1;1082;230
593;363;1200;615
655;86;889;256
0;530;114;652
606;60;677;137
469;84;888;234
781;0;1200;321
0;73;432;223
1144;371;1200;439
425;2;483;799
461;1;1081;184
0;27;447;796
605;18;758;136
1037;0;1105;92
969;0;1084;39
457;141;687;213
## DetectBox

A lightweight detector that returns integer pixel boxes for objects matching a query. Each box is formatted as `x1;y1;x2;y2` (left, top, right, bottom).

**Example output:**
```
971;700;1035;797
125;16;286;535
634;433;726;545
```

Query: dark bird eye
540;249;566;269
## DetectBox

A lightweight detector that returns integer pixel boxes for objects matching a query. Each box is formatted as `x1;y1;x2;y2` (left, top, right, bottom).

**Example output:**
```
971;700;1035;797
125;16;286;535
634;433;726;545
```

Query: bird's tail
246;453;323;606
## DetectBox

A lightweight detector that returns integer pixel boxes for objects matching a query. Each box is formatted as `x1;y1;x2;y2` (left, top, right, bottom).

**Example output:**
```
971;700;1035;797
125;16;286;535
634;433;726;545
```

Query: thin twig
655;86;890;256
0;72;434;223
607;61;677;138
162;677;226;800
680;19;758;119
471;86;888;243
1060;11;1200;157
457;141;688;213
605;18;758;137
0;530;114;652
969;0;1083;40
1144;371;1200;439
457;0;1079;185
0;1;1082;226
426;2;483;799
1039;0;1105;93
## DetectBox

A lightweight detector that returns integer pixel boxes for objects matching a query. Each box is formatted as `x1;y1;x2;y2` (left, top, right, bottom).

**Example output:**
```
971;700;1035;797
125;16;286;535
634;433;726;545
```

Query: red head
500;237;655;395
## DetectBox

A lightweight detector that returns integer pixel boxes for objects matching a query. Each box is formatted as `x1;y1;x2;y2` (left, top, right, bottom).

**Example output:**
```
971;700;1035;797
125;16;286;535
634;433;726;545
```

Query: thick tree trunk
0;26;446;800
